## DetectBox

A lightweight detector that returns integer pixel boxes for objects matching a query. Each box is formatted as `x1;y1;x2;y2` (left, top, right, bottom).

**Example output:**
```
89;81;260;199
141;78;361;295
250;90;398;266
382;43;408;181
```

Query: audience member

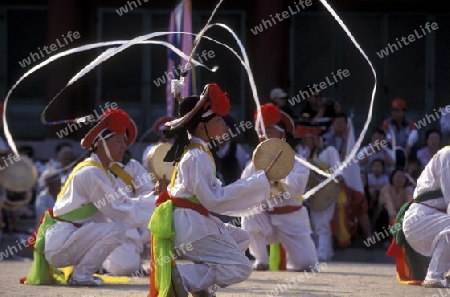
323;113;348;160
367;159;389;222
405;156;421;187
376;169;413;226
213;115;250;186
52;146;76;186
358;129;395;174
34;169;61;227
211;115;251;224
416;128;442;169
440;105;450;145
382;98;418;165
299;85;336;130
270;87;296;119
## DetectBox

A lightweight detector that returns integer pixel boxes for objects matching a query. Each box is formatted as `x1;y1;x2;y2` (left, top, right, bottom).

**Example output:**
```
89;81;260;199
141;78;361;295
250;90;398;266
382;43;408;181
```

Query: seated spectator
367;159;389;216
382;98;418;165
377;169;413;224
440;105;450;145
323;113;348;161
299;85;336;130
405;156;421;187
358;128;395;174
416;128;442;169
270;87;296;119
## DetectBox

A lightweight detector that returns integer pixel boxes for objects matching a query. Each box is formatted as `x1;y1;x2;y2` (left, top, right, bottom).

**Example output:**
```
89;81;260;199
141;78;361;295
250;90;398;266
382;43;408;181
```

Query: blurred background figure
416;128;442;169
367;159;389;229
373;168;413;247
270;87;296;119
213;115;250;186
211;115;250;224
382;98;418;167
34;168;61;227
440;105;450;145
299;85;337;131
358;129;395;174
323;113;348;161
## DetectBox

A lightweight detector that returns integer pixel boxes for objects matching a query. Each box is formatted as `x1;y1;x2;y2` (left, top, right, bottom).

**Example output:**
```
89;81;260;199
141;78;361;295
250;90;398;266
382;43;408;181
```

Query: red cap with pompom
254;103;295;136
254;103;281;128
80;108;137;149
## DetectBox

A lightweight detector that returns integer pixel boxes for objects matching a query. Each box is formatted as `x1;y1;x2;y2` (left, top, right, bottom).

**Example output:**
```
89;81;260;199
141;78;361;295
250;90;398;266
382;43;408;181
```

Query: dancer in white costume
303;128;342;261
150;83;271;297
44;109;156;285
241;103;318;271
402;146;450;288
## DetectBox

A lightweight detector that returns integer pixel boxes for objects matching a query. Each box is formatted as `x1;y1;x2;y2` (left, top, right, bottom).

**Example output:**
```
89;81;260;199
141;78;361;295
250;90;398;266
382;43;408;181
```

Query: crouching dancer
149;84;272;297
389;146;450;287
22;109;156;286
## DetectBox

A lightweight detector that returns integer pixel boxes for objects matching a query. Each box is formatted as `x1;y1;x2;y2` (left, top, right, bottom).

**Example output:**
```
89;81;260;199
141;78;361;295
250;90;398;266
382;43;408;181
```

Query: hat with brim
254;103;295;136
81;109;137;149
165;83;230;131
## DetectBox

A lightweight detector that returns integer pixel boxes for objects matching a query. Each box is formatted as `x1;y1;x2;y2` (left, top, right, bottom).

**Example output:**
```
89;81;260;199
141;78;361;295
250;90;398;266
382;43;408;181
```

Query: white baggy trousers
45;221;126;280
176;223;252;292
242;208;318;270
404;202;450;281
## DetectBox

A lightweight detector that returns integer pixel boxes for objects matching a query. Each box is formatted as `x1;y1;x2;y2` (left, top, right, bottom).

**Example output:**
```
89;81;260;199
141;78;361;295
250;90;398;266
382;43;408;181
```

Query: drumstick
265;149;282;173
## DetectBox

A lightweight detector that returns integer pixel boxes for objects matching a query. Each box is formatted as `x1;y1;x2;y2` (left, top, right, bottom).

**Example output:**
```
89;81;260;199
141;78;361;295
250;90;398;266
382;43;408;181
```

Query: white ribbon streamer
3;38;217;156
302;0;377;199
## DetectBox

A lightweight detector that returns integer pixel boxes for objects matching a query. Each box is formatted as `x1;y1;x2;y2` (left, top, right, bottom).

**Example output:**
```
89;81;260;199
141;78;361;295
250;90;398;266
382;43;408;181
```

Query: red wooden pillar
250;0;290;100
245;0;290;143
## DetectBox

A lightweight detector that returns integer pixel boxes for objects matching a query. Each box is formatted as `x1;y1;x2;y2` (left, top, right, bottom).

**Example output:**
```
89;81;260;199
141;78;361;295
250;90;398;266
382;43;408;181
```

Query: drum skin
146;143;175;181
252;138;295;182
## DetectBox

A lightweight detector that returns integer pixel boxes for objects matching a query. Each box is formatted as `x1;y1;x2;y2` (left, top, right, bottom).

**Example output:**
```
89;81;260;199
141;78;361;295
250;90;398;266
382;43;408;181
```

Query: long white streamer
3;38;217;156
303;0;377;199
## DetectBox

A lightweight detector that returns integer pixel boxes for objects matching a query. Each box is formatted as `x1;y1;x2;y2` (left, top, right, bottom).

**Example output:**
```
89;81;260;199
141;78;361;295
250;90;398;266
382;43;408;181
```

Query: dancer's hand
154;175;170;195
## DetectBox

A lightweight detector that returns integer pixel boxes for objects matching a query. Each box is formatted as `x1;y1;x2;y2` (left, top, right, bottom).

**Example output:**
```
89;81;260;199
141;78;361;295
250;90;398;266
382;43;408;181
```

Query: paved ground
0;259;446;297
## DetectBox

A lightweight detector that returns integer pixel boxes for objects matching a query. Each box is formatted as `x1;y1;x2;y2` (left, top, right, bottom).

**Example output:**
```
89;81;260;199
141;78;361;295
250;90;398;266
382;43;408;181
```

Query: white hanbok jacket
169;137;270;247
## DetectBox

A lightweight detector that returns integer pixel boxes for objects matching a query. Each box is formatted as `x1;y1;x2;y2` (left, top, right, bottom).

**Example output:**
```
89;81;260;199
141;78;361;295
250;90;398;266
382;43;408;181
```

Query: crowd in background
270;87;450;250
